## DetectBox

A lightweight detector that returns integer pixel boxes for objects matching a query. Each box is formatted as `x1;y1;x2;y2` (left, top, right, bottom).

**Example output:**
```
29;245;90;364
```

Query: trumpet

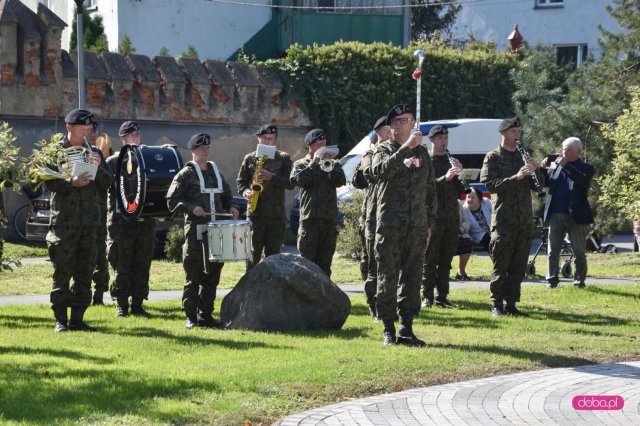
321;158;334;173
444;148;471;194
515;140;545;198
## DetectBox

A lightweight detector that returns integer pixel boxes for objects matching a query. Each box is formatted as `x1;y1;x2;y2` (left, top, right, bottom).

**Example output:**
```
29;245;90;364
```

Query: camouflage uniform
290;155;346;277
237;150;293;269
46;137;113;318
105;153;157;311
371;140;437;321
166;163;235;322
480;146;542;306
421;155;465;302
92;189;110;295
351;150;377;310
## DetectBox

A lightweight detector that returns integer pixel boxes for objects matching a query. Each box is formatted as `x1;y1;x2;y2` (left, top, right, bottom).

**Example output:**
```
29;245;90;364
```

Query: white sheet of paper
72;161;98;180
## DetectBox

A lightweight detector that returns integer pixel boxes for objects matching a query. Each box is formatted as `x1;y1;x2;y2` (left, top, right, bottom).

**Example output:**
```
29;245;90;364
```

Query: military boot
491;300;504;317
367;303;380;322
69;307;97;332
115;299;129;317
130;297;151;318
185;309;199;329
397;317;427;347
197;314;224;329
382;320;396;346
53;307;68;332
504;302;529;317
92;290;104;306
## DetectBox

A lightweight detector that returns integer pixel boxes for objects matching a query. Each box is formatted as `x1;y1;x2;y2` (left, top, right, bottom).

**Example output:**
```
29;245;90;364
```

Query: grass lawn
0;285;638;425
1;250;638;297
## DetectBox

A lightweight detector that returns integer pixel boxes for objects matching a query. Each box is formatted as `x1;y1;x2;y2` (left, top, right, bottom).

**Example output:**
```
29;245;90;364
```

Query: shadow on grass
431;342;592;368
0;314;52;329
583;285;640;300
0;345;113;363
0;362;221;423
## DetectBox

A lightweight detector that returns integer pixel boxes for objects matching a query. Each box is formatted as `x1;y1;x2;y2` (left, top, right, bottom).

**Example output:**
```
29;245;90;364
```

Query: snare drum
207;220;252;262
116;144;183;219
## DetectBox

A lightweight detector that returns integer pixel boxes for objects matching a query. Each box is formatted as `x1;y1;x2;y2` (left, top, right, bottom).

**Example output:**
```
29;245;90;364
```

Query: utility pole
74;0;85;109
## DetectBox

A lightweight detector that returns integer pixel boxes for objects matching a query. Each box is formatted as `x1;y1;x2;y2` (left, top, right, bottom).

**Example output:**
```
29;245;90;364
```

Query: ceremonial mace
412;49;426;130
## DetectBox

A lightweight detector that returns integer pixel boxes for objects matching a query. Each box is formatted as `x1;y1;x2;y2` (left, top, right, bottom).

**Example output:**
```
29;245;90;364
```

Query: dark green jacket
236;150;294;219
371;140;437;229
480;146;543;228
290;155;346;223
432;155;466;221
46;137;113;234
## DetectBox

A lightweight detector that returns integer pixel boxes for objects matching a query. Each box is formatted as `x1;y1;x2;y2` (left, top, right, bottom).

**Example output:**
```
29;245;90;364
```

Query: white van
340;118;502;184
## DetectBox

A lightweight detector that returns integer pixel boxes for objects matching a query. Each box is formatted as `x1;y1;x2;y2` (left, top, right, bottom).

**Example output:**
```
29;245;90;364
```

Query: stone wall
0;0;313;238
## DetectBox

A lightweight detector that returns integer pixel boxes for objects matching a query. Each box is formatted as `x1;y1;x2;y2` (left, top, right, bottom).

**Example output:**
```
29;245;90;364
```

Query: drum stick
203;212;234;217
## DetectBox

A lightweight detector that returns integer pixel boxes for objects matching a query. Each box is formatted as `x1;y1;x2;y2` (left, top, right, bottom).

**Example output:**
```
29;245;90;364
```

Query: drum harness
187;161;223;272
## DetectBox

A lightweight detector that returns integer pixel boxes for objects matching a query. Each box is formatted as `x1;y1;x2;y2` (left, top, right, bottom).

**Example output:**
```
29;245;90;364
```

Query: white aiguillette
256;143;276;159
72;161;98;180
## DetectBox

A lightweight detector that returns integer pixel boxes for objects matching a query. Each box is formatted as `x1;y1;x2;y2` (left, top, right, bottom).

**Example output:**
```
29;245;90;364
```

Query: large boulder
220;253;351;331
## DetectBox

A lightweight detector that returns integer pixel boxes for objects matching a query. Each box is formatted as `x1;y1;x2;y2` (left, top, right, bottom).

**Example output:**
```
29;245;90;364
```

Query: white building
450;0;623;67
25;0;272;60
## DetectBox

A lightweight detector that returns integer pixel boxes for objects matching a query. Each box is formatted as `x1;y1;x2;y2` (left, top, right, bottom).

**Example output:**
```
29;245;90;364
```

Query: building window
303;0;401;15
555;44;588;68
535;0;563;7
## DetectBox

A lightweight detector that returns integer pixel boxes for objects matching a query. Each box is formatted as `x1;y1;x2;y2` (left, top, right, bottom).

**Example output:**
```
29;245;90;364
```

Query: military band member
371;104;437;346
106;121;156;318
87;121;109;305
480;117;542;317
237;124;294;269
290;129;346;277
167;133;239;329
421;124;466;309
47;109;113;332
351;116;390;320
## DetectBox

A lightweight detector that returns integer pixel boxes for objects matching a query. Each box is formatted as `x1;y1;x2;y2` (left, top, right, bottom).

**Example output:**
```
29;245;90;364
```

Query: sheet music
72;161;98;180
317;145;339;159
256;144;276;159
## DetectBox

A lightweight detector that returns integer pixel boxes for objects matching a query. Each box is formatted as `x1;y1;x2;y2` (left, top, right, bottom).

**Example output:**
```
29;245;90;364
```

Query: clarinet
515;140;545;198
444;148;471;194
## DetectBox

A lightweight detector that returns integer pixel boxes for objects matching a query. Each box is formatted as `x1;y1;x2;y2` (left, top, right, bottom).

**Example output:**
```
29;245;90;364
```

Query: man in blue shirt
541;137;595;288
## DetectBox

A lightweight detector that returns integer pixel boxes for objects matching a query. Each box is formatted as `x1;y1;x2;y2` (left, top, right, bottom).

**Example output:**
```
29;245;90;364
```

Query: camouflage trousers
92;218;109;292
374;225;426;321
107;220;156;301
182;230;224;319
47;225;97;310
297;218;338;277
421;216;459;300
489;222;532;304
247;217;286;270
363;225;377;308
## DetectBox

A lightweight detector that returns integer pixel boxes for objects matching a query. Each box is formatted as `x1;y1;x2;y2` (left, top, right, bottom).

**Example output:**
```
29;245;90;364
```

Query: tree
181;45;199;60
411;0;461;42
69;6;108;53
119;35;136;56
600;87;640;221
158;47;170;57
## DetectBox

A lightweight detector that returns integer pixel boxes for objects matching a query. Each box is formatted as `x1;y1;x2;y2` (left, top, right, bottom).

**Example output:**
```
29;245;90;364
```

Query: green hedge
264;41;518;153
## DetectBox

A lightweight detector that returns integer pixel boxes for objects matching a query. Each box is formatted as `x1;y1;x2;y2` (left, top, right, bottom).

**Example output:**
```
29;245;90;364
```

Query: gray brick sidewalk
277;361;640;425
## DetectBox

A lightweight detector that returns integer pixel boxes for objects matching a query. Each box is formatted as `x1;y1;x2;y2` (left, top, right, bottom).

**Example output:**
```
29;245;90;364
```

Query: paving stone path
277;361;640;425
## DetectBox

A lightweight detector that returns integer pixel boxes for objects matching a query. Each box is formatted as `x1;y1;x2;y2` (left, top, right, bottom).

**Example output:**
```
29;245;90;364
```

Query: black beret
427;124;448;138
373;116;388;130
65;109;94;125
304;128;326;145
387;104;412;121
256;124;278;136
119;121;140;136
499;117;521;132
187;133;211;149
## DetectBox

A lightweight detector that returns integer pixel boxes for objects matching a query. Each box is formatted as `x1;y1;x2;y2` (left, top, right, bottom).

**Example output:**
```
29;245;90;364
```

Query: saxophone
248;157;266;214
